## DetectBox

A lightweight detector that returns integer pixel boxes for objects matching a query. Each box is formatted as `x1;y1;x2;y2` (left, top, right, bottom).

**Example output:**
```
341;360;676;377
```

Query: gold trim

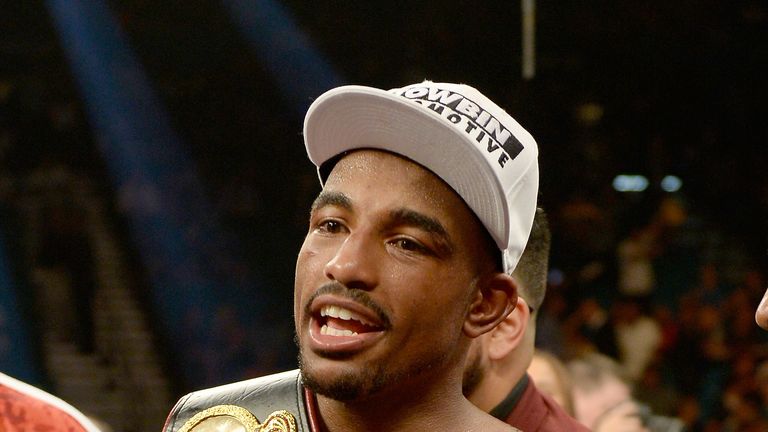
177;405;297;432
261;410;298;432
178;405;260;432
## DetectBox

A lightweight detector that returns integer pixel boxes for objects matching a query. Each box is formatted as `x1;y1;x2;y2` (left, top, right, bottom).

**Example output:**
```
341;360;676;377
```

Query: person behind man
162;81;540;431
463;208;588;431
0;372;102;431
568;352;684;432
528;349;576;415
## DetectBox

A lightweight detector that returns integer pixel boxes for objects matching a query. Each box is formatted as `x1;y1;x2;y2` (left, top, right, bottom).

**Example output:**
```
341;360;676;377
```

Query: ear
486;296;530;360
463;273;521;339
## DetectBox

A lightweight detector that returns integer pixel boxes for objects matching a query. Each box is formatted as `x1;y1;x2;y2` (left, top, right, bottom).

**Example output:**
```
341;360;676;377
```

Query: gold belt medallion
178;405;297;432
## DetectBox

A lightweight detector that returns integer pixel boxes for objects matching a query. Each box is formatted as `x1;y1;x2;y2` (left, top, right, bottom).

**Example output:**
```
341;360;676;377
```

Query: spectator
616;223;658;298
568;352;684;432
612;295;662;382
463;209;588;431
527;349;576;416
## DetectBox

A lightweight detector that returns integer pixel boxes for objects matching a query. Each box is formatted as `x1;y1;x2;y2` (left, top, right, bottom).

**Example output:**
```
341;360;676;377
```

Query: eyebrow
311;190;352;212
310;191;454;256
388;208;454;256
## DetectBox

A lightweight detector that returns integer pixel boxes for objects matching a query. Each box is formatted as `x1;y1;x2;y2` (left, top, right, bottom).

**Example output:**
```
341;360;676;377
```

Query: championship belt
163;370;311;432
177;405;296;432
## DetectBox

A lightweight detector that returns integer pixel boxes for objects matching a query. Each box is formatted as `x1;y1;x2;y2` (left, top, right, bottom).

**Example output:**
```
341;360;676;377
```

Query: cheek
401;275;471;331
425;272;476;316
295;238;326;280
294;243;324;314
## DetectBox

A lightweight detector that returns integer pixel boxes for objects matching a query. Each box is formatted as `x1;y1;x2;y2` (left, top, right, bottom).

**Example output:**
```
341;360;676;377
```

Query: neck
466;328;535;412
311;368;503;432
466;364;528;413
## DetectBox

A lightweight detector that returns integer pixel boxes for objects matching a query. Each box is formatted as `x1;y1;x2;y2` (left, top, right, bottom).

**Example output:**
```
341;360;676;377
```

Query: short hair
567;353;631;394
512;207;551;310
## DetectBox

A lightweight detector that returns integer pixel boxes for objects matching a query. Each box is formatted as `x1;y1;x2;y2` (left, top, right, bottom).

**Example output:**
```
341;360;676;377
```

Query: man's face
294;150;494;401
572;377;631;429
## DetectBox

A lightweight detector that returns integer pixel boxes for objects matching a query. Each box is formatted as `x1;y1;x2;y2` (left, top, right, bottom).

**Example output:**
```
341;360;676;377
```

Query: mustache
305;281;392;329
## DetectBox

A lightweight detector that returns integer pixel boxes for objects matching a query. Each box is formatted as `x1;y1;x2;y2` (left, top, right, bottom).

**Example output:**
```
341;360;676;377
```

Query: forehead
323;150;494;256
329;150;436;183
578;376;630;402
324;150;462;211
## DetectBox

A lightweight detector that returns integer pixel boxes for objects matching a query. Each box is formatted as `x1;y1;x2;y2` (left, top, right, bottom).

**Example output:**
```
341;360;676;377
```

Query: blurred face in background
528;352;572;414
572;376;631;429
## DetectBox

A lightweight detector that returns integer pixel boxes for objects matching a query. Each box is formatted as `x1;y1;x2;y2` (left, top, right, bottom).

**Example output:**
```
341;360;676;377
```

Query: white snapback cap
303;81;539;274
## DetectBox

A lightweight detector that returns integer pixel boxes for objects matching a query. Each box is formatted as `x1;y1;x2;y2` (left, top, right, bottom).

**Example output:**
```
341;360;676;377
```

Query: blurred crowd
533;194;768;431
1;2;766;431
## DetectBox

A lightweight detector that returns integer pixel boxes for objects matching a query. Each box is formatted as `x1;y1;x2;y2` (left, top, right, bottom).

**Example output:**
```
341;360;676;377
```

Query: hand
593;400;650;432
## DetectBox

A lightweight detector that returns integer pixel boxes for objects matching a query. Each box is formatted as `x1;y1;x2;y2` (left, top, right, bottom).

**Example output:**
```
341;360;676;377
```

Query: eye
315;219;345;234
389;237;431;255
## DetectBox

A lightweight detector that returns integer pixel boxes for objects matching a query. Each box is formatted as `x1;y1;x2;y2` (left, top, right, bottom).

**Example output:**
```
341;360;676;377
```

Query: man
568;353;684;432
463;208;589;431
568;353;649;432
0;372;102;431
163;81;539;431
528;349;575;414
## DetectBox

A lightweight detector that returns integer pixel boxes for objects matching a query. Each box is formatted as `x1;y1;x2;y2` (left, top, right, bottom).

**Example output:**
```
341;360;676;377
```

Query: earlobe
463;273;520;338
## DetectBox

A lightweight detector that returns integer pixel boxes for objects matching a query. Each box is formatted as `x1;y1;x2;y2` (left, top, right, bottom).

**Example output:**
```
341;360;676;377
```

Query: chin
299;354;381;401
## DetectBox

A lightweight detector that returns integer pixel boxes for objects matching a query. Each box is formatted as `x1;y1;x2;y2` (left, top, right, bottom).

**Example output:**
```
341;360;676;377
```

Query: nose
324;232;378;290
756;288;768;330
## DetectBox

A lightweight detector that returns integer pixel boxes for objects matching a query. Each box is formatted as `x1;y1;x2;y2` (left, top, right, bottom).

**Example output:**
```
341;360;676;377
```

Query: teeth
320;325;357;337
320;305;374;326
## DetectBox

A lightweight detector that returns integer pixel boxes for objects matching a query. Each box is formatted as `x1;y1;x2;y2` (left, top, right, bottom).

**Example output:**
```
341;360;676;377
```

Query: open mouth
318;305;384;336
303;285;392;359
306;297;388;354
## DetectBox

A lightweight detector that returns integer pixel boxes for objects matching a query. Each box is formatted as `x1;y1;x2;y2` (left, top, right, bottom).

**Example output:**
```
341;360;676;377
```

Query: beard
299;354;387;401
461;346;485;397
296;332;453;402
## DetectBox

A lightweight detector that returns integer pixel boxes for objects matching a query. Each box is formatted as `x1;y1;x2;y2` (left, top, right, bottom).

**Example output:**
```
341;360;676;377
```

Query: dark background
1;1;767;430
